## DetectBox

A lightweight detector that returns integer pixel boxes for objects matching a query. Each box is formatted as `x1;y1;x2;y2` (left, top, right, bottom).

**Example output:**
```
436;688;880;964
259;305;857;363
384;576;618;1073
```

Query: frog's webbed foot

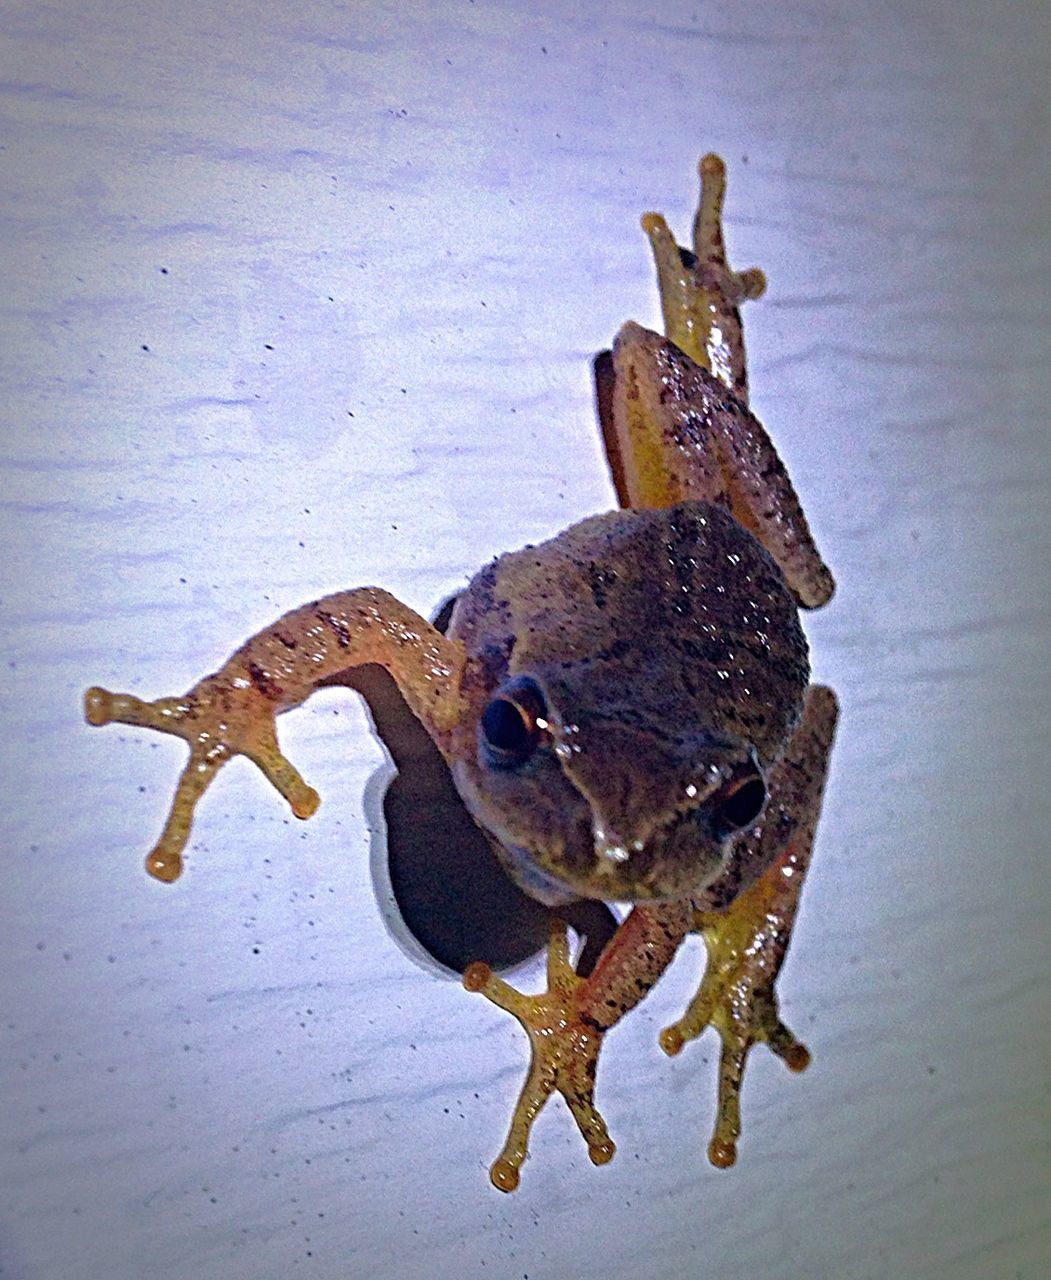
465;902;691;1190
464;921;615;1191
84;678;320;883
659;877;811;1169
660;684;838;1167
642;152;765;401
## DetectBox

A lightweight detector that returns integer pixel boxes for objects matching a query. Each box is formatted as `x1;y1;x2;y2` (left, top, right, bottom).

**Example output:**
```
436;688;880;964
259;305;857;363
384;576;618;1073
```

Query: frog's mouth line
494;840;585;907
494;826;733;908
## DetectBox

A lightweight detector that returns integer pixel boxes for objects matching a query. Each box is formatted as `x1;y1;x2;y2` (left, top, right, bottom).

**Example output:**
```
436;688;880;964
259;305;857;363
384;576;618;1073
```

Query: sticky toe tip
146;850;182;883
490;1160;520;1192
589;1139;616;1166
84;686;112;726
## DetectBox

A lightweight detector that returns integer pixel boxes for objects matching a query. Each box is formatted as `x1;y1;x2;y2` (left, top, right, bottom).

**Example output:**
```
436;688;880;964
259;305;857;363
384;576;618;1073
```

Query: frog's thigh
600;321;834;609
662;684;839;1167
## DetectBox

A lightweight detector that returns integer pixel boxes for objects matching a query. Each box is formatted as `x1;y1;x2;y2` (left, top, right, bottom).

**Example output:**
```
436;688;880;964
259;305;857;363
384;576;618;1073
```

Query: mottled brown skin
608;321;834;610
448;501;809;904
84;153;838;1191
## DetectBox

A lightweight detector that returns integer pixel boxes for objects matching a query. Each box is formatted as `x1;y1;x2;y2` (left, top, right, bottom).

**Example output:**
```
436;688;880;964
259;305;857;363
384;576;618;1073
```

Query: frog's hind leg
604;319;834;608
85;588;465;882
660;684;839;1168
595;155;834;609
642;152;766;403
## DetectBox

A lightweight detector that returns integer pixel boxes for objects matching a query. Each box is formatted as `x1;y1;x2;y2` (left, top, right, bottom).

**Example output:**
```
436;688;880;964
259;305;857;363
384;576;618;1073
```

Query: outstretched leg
465;901;694;1190
596;154;834;609
85;588;465;882
661;684;839;1167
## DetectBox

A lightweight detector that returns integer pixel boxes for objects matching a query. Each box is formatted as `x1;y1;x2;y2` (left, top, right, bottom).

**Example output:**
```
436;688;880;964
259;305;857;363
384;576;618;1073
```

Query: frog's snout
584;756;769;900
592;814;655;870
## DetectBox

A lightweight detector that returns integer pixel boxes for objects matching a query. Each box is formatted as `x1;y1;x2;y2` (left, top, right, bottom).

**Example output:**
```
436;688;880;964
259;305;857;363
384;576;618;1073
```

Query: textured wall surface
1;3;1048;1278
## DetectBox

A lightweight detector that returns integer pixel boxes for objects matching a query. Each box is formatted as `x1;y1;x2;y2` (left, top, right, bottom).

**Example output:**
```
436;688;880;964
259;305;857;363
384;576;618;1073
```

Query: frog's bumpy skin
610;322;836;609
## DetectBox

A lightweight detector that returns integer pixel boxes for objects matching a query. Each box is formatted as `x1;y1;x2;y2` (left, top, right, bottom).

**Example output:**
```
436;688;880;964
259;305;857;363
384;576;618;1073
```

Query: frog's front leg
85;588;465;881
661;684;839;1168
464;900;693;1191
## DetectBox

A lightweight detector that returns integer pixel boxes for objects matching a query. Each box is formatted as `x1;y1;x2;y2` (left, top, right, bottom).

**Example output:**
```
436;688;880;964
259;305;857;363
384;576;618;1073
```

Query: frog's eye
709;768;767;837
479;677;549;768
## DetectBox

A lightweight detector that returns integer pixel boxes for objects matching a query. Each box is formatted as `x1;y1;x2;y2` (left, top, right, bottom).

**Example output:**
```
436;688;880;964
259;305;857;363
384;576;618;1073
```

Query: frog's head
447;503;808;906
452;671;773;906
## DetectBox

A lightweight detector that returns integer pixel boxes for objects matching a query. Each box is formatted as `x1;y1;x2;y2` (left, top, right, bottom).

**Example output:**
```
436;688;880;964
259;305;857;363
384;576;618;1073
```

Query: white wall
1;2;1047;1278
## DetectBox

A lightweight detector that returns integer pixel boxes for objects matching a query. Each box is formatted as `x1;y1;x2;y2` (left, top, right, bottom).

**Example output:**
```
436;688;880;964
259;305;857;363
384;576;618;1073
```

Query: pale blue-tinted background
1;3;1047;1278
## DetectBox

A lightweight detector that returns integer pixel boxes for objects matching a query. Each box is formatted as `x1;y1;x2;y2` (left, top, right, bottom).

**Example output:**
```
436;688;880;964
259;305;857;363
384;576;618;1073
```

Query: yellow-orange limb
85;588;465;882
659;685;839;1168
642;152;765;403
464;901;692;1190
464;921;616;1192
577;900;694;1031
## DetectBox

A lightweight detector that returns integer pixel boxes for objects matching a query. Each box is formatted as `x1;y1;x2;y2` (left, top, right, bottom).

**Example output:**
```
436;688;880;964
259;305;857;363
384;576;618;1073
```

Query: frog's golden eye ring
479;677;549;769
709;768;767;837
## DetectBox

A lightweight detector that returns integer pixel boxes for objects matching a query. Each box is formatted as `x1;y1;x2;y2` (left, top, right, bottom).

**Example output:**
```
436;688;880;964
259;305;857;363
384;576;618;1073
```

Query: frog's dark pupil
482;697;532;756
717;775;767;831
480;677;548;767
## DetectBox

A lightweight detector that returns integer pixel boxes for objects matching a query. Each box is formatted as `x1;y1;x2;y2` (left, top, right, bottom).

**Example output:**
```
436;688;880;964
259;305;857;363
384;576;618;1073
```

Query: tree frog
85;154;838;1192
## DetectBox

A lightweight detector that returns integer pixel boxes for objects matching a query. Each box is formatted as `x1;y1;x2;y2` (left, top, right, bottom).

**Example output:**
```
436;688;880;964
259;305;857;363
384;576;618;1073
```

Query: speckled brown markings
607;322;834;610
448;500;811;904
246;660;281;699
581;899;695;1031
85;153;838;1191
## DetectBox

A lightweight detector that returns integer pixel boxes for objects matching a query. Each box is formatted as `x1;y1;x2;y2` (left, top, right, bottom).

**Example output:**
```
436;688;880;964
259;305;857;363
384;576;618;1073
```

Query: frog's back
450;501;809;766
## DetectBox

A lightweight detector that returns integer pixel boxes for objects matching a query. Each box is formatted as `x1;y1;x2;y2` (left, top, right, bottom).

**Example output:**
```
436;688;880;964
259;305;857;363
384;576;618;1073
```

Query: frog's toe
708;1005;809;1170
765;1017;812;1073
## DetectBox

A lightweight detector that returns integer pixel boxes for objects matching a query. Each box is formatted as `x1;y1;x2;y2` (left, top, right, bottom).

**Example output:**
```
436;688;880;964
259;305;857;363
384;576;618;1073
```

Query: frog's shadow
341;596;617;979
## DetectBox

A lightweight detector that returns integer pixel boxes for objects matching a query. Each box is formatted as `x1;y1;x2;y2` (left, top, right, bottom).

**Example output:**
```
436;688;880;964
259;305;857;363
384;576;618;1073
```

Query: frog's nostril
593;825;639;867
